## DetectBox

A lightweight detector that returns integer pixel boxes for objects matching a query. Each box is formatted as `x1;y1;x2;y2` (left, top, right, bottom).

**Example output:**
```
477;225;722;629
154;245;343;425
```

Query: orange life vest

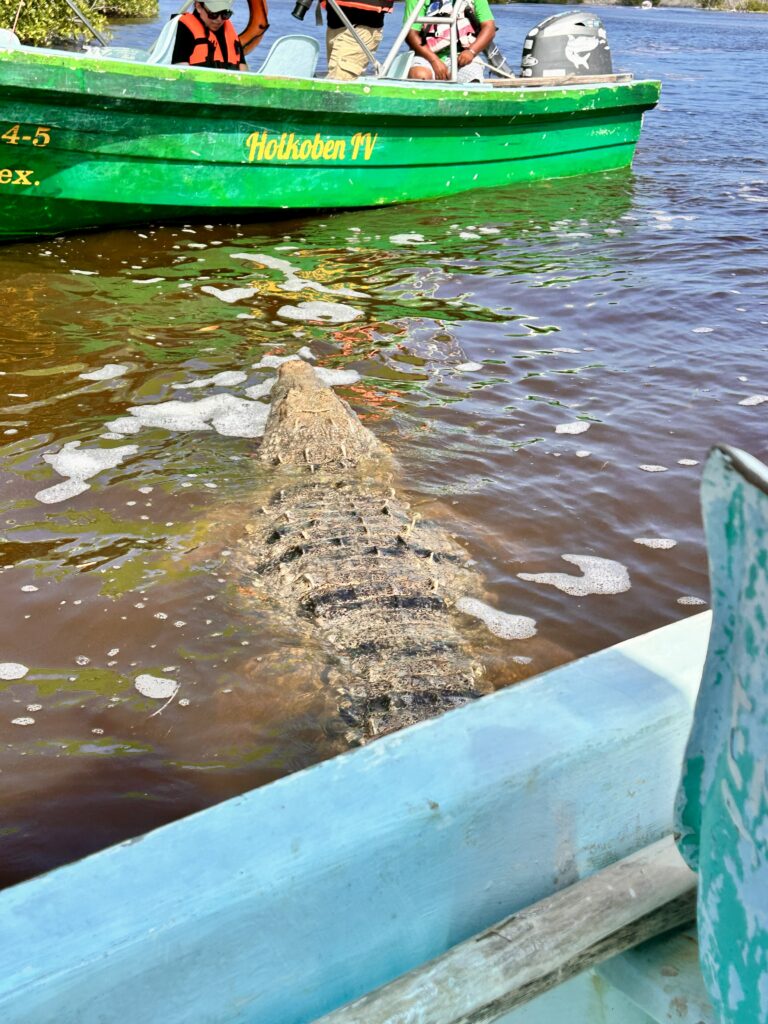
179;12;242;69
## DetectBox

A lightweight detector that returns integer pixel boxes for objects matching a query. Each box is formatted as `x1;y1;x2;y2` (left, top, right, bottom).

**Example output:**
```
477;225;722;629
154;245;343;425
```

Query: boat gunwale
0;45;661;113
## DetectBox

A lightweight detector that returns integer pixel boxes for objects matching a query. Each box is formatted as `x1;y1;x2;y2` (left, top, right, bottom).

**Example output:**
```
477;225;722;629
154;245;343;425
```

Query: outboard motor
521;11;612;79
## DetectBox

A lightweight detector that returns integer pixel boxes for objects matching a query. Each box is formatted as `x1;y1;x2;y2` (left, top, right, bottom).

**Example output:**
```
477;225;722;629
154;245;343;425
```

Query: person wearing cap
172;0;248;71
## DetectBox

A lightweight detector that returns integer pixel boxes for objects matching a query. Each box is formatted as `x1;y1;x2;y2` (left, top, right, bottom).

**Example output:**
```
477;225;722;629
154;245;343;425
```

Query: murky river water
0;3;766;886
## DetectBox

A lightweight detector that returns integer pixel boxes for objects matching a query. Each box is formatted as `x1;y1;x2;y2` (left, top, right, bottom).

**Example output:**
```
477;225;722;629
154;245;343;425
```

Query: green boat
0;6;660;243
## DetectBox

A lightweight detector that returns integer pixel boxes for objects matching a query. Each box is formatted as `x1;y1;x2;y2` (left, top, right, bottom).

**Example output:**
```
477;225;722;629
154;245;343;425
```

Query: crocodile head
259;360;388;469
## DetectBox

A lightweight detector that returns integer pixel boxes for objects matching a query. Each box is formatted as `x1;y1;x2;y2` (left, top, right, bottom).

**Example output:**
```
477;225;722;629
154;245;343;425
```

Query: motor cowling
520;11;612;79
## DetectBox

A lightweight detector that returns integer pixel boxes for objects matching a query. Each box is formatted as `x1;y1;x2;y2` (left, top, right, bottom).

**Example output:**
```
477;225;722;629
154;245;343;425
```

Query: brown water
1;4;767;886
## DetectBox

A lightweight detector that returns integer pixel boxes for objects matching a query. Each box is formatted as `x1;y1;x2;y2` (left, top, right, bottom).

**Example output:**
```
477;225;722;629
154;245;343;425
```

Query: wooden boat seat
315;836;700;1024
85;45;150;62
490;71;634;89
255;34;320;78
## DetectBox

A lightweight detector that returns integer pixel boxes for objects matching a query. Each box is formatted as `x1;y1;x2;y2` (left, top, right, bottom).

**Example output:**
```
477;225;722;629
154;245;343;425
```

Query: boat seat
146;15;182;65
0;28;21;51
380;51;414;80
255;34;319;78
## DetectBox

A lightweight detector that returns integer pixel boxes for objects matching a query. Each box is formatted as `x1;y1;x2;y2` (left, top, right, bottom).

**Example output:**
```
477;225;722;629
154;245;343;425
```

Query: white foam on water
555;421;591;435
0;663;28;680
519;554;631;597
79;364;129;382
230;252;366;298
389;233;427;245
313;367;361;387
738;394;768;406
456;596;537;640
634;538;678;550
639;464;668;473
201;285;257;304
109;396;269;439
576;450;591;458
36;441;138;504
103;417;142;436
210;399;270;438
11;717;35;726
36;479;92;503
20;585;38;592
678;459;700;466
692;327;714;334
244;379;275;400
134;674;179;699
454;362;483;372
277;301;363;324
677;596;707;606
171;371;248;390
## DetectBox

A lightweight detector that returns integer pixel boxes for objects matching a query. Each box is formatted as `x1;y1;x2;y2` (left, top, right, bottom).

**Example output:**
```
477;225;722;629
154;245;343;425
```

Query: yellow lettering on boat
0;168;37;186
246;130;266;162
350;132;378;161
244;130;378;164
1;125;51;147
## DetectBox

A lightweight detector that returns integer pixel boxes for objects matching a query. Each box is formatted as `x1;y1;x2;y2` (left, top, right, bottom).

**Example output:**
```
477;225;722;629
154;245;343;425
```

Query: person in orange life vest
172;0;248;71
324;0;394;81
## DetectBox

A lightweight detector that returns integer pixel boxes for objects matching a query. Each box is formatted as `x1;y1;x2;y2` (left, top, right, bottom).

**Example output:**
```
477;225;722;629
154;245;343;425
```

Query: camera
291;0;314;20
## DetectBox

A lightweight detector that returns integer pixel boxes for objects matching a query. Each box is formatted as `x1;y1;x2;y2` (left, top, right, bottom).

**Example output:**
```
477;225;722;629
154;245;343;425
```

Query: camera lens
291;0;312;19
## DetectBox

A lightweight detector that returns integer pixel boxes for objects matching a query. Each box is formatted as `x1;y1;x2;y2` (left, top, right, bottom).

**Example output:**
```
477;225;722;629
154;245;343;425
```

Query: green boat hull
0;50;660;242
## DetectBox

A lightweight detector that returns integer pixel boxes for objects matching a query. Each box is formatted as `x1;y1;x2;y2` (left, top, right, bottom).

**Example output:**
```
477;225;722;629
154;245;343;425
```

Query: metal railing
322;0;466;83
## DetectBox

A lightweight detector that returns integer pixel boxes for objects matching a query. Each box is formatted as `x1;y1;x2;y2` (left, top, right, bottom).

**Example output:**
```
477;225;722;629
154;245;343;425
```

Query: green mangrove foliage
0;0;158;45
0;0;108;45
95;0;159;16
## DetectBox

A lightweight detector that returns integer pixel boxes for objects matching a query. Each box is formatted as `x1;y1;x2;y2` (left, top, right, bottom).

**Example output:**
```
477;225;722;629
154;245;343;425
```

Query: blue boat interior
0;608;713;1024
6;445;768;1023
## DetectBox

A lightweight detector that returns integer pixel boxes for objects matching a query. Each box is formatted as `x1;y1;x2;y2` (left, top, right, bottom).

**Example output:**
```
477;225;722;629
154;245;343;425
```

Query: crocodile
237;360;487;742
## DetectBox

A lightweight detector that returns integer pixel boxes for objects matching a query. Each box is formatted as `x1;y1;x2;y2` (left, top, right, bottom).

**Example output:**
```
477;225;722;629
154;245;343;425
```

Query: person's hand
430;54;450;80
457;47;477;68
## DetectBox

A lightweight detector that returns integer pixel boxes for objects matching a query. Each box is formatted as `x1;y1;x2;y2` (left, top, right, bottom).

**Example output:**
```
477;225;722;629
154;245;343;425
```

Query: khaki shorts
326;25;383;80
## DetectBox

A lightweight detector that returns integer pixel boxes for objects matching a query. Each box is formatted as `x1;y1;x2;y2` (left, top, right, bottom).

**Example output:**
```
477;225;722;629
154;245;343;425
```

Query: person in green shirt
404;0;496;83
